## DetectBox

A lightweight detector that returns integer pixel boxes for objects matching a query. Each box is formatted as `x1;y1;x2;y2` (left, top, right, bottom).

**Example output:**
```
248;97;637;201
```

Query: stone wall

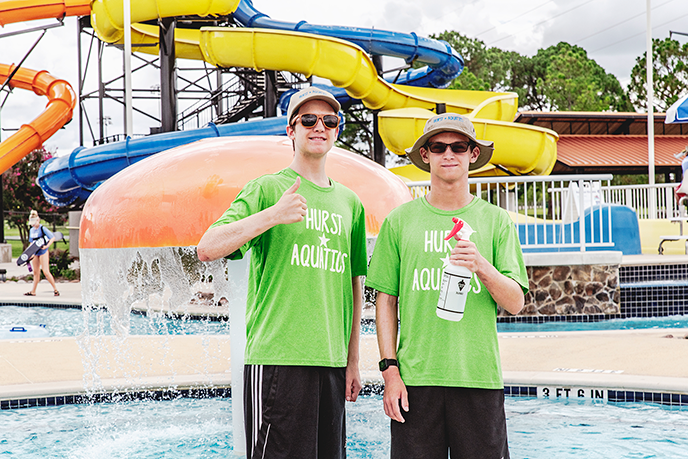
515;264;620;317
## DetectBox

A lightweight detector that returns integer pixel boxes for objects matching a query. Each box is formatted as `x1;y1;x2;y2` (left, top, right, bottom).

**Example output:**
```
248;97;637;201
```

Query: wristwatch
378;358;398;372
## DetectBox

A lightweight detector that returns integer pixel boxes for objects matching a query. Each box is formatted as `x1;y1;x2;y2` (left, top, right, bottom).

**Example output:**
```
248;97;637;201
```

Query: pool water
5;306;688;338
0;306;229;337
497;315;688;333
508;397;688;458
2;396;688;458
0;397;233;458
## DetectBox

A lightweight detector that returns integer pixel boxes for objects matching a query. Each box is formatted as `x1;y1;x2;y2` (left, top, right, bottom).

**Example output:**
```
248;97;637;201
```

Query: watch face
379;359;396;371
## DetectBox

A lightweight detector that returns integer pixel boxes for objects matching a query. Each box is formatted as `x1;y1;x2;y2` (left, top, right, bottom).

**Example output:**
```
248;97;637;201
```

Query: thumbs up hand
274;177;307;224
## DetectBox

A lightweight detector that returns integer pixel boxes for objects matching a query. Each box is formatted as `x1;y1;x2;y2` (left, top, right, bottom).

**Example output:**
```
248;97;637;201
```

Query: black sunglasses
425;141;473;154
295;114;340;129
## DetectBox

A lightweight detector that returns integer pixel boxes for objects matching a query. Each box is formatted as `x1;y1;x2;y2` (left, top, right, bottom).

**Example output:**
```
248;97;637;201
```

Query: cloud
3;0;688;157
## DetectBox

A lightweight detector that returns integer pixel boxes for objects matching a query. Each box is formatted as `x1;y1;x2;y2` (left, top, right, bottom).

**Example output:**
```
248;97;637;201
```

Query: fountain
77;136;412;454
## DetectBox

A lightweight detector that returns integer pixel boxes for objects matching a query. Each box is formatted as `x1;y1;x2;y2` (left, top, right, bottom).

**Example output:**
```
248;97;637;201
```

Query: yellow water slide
379;107;558;178
88;1;558;177
0;0;557;177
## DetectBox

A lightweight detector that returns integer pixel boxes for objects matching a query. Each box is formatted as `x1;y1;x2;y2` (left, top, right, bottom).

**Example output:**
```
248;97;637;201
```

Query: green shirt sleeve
365;213;401;297
350;198;368;278
208;179;264;260
494;211;529;294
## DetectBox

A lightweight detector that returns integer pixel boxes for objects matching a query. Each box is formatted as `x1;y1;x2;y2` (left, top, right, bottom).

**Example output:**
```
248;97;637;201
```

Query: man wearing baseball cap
366;113;528;458
198;86;367;458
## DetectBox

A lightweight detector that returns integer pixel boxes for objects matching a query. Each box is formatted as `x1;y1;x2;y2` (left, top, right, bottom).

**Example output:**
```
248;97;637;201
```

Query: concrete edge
523;251;623;266
622;254;688;266
502;370;688;394
0;373;233;401
4;369;688;403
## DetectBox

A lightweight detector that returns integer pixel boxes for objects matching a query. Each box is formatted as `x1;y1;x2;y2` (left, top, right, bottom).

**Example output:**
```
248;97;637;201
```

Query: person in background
197;87;367;459
674;148;687;207
25;210;59;297
366;113;528;458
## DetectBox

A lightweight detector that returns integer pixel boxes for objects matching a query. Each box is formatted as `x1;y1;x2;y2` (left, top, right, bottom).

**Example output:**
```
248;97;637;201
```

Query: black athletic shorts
391;386;510;459
243;364;347;459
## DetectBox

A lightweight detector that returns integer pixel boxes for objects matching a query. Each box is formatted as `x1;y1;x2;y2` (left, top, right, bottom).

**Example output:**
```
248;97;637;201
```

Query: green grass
3;222;71;259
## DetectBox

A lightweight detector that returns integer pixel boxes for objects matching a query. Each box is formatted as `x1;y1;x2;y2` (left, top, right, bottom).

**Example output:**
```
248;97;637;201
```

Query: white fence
408;175;687;252
408;175;620;252
603;183;683;219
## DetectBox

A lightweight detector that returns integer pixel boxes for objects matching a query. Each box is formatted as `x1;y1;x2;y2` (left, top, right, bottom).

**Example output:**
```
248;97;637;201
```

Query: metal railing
408;175;615;252
603;182;683;219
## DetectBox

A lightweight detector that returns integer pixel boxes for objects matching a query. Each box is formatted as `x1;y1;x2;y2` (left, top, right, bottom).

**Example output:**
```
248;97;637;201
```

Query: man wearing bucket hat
366;113;528;458
198;87;367;458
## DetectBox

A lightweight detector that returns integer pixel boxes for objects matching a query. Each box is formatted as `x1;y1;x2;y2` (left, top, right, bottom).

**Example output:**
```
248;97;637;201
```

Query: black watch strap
379;358;398;372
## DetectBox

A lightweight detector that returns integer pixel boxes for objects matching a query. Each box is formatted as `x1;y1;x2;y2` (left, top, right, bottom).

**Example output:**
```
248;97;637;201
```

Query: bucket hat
406;113;494;172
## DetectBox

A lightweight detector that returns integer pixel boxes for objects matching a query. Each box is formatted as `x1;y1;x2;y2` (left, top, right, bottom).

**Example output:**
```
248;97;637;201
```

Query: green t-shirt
210;168;368;367
366;196;527;389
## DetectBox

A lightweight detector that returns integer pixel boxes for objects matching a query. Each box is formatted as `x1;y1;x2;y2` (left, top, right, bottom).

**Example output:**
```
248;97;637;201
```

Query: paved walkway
1;258;81;307
2;257;688;404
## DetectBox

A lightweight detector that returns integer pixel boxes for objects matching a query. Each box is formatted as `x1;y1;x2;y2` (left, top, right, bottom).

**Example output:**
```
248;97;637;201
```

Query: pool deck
2;257;688;405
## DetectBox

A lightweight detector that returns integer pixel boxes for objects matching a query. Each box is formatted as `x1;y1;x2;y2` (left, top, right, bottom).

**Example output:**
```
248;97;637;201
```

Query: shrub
49;249;77;280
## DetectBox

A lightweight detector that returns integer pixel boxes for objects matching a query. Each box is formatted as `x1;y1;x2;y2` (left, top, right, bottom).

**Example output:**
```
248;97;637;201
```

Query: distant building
515;112;687;181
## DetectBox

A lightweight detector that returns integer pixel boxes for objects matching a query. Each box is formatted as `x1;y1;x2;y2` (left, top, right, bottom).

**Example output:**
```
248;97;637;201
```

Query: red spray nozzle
444;217;464;241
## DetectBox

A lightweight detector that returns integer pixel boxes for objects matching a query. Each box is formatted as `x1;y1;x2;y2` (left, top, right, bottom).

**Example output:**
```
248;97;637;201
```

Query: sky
1;0;688;156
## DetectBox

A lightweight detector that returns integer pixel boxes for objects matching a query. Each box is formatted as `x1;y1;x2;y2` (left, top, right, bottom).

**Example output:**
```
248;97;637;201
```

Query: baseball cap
286;87;341;124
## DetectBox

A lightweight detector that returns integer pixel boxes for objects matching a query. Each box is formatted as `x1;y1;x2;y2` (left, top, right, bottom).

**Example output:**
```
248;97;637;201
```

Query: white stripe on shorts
251;365;263;456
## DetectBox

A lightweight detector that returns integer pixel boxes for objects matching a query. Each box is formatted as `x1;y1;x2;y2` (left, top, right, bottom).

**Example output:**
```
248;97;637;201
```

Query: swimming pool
0;305;230;338
4;305;688;338
497;314;688;333
2;395;687;458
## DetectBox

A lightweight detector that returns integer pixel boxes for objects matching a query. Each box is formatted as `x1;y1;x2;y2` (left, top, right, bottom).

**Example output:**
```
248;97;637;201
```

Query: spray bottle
436;217;473;321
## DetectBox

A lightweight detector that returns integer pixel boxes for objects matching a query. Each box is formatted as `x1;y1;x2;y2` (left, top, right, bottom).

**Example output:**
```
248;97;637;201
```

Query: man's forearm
348;276;363;365
476;259;524;315
376;292;399;360
197;207;279;262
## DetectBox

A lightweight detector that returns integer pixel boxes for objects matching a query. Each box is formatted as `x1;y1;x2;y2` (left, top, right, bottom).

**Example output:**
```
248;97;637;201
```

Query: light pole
647;0;657;218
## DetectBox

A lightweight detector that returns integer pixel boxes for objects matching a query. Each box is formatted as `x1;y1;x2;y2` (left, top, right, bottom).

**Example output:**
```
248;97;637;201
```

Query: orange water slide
0;0;89;26
0;64;76;174
0;0;87;174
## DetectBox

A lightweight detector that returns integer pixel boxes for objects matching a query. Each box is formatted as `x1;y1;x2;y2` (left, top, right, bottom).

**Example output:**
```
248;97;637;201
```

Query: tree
628;37;688;112
428;34;631;112
336;106;374;157
533;43;633;112
2;147;63;248
430;31;519;93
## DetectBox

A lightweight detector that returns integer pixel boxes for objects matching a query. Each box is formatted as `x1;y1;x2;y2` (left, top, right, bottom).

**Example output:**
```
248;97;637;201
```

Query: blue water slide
233;0;463;90
38;0;465;206
517;205;642;255
38;118;289;206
